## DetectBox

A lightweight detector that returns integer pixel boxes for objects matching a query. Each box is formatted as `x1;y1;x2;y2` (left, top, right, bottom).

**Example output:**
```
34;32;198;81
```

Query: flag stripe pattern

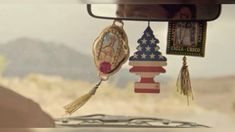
135;80;160;93
135;88;160;93
129;61;167;67
130;66;166;73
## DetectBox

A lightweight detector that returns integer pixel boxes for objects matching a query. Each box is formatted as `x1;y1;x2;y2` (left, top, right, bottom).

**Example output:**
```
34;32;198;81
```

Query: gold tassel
64;79;103;115
176;56;194;105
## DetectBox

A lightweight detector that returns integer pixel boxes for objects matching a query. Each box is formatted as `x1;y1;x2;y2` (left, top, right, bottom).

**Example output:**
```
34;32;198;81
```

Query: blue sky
0;4;234;77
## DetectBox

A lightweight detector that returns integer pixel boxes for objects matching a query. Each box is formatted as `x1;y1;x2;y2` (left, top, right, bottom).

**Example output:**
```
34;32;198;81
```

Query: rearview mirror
87;4;221;21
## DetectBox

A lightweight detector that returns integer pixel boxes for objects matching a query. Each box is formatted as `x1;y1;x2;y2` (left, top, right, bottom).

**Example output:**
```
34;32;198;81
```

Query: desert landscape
0;74;235;128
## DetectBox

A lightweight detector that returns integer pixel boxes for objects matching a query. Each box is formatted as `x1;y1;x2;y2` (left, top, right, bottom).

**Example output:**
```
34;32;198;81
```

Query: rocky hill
0;37;97;81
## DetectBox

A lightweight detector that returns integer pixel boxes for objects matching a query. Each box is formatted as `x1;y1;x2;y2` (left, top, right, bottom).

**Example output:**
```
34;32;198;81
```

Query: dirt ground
0;74;235;128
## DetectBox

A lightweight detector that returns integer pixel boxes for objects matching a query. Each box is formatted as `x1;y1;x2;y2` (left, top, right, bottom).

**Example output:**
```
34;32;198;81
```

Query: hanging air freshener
167;21;207;104
64;20;129;115
129;25;167;93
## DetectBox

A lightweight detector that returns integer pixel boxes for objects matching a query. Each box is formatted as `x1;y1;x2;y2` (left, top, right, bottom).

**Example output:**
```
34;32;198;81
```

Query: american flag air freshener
129;26;167;93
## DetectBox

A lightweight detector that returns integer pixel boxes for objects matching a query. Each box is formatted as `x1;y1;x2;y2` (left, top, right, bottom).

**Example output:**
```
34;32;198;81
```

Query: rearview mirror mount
87;4;221;21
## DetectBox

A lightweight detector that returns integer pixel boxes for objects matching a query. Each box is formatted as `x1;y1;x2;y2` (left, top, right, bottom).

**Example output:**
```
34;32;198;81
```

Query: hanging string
64;79;103;115
176;56;194;105
148;21;150;27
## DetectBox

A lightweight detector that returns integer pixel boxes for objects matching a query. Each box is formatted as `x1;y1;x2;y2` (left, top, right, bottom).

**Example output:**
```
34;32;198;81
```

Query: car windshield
0;3;234;128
